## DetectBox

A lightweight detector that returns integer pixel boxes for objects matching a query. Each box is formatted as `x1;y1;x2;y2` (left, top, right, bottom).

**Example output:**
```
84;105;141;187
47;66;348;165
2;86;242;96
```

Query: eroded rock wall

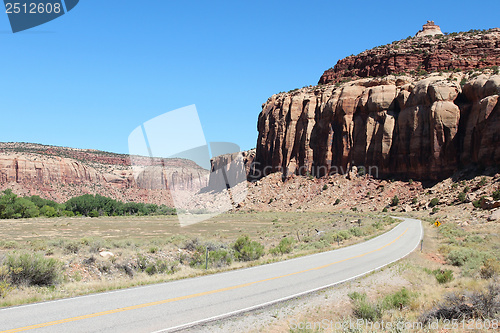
253;73;500;180
0;144;209;204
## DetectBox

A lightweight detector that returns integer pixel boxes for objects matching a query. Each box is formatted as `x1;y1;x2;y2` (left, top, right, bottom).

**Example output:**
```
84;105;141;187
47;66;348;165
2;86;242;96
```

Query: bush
348;291;366;302
208;249;233;268
270;237;295;256
391;195;399;206
472;197;484;208
322;184;328;191
80;237;104;253
420;283;500;324
430;269;454;284
381;287;414;309
349;227;364;237
465;234;483;243
146;260;178;275
189;243;233;268
480;259;500;279
336;230;352;241
137;255;178;274
447;248;489;268
439;223;467;239
64;241;80;254
429;198;439;207
0;266;15;298
349;292;381;321
61;210;75;217
458;192;466;203
88;210;99;218
5;253;61;286
233;236;264;261
493;189;500;201
334;198;340;205
479;177;487;186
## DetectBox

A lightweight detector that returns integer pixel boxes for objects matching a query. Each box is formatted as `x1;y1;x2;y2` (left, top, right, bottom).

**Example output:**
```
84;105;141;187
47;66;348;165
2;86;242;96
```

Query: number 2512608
5;2;61;14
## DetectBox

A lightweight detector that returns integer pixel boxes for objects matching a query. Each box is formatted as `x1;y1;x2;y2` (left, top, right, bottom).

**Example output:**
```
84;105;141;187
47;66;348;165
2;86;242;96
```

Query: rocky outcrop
415;21;443;38
0;155;102;185
253;72;500;181
461;75;500;165
319;28;500;85
208;149;255;190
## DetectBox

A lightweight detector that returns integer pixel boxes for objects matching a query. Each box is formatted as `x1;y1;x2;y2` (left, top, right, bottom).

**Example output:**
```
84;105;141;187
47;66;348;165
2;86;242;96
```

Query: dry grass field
0;211;398;308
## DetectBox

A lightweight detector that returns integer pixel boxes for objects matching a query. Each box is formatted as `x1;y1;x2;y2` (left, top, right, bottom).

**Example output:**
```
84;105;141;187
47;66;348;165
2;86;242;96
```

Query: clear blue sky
0;0;499;155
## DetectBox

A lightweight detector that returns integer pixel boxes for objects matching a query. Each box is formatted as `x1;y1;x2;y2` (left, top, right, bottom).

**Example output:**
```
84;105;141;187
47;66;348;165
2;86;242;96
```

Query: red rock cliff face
0;143;209;204
319;29;500;85
253;72;500;181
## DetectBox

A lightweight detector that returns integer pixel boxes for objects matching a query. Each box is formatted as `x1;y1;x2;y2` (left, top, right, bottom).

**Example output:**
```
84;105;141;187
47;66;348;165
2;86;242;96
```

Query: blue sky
0;0;499;155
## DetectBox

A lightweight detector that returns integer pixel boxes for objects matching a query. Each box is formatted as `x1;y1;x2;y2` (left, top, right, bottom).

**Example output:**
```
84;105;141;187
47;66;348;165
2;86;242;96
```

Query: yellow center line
1;227;409;333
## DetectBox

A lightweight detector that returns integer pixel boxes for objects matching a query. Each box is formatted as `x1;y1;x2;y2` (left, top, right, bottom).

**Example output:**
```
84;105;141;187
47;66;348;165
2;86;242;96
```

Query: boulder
99;251;114;259
488;209;500;221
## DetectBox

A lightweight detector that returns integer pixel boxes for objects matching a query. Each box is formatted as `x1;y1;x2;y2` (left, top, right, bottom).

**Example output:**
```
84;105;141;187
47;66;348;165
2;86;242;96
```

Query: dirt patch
425;253;446;265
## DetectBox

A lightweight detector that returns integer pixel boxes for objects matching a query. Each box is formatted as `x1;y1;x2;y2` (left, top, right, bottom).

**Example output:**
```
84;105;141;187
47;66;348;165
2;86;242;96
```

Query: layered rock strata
0;143;209;204
253;72;500;181
319;28;500;85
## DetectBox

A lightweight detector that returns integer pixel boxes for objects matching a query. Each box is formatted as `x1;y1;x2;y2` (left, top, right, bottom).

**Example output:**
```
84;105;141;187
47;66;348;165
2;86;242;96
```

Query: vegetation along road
0;217;422;333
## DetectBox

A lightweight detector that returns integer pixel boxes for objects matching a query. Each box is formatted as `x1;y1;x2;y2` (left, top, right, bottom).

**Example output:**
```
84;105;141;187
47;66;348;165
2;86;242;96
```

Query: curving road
0;217;422;333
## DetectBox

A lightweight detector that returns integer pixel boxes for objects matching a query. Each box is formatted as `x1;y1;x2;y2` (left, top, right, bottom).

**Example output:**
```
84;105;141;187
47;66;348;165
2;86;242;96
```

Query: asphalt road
0;217;423;333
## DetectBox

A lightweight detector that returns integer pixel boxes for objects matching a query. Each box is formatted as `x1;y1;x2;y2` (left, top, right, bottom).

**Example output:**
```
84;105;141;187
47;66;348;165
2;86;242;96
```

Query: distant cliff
0;143;209;204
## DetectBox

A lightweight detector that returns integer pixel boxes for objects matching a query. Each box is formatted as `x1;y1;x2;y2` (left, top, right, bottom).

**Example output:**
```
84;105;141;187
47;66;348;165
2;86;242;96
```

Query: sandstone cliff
253;72;500;181
253;26;500;181
0;143;209;204
319;28;500;85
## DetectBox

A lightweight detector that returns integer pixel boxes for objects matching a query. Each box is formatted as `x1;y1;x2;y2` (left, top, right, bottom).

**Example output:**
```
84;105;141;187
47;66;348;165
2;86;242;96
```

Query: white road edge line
151;218;423;333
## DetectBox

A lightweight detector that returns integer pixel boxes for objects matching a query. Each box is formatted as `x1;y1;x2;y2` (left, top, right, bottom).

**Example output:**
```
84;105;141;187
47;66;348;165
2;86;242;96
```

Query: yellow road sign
434;220;441;227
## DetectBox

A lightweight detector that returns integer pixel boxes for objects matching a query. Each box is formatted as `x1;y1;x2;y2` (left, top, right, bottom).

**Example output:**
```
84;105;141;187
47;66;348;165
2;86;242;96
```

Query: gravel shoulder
182;263;409;333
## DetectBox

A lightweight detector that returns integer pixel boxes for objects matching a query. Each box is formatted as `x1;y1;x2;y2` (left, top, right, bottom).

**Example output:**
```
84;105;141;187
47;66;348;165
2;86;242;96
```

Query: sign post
205;247;209;270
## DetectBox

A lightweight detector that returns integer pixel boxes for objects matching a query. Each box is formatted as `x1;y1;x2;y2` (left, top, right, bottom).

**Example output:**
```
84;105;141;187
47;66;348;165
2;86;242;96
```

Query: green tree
40;205;57;218
0;191;39;218
0;190;17;218
15;198;39;218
